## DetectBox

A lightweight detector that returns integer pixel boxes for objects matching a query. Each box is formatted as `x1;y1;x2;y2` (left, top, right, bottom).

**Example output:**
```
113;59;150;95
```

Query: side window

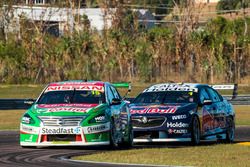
206;88;221;102
110;86;121;99
107;86;115;104
199;88;210;103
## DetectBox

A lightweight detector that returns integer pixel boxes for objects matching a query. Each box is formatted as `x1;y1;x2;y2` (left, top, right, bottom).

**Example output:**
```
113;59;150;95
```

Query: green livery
20;81;133;148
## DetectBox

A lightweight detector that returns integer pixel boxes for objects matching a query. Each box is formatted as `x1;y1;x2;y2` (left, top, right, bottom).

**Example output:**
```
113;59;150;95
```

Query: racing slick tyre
110;119;119;148
223;117;235;143
191;116;201;145
119;124;133;148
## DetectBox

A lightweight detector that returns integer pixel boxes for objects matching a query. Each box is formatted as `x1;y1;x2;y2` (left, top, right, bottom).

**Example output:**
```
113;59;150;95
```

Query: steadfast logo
172;114;187;120
167;122;189;128
41;127;81;134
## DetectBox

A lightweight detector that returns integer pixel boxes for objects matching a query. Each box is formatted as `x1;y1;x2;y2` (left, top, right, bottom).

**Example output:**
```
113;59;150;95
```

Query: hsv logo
130;106;177;115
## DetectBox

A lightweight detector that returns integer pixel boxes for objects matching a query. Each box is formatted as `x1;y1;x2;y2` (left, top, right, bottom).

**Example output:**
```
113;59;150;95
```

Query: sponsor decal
47;107;89;112
87;125;106;133
95;115;106;122
211;85;234;90
167;122;189;128
41;127;81;134
172;114;187;120
45;85;104;92
22;117;31;124
20;124;39;134
83;123;110;134
37;104;98;108
130;106;177;115
143;84;198;92
168;129;188;134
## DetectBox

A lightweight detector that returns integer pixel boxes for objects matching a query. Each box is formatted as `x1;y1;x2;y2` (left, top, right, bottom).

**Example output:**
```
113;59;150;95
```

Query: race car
20;81;133;147
129;83;235;145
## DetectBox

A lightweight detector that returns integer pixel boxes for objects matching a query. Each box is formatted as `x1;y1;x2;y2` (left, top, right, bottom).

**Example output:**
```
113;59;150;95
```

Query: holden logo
57;118;65;126
141;117;148;124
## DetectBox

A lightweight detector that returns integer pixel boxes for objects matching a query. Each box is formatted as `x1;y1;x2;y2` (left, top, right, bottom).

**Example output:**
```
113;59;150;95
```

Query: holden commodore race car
129;83;235;145
20;81;133;147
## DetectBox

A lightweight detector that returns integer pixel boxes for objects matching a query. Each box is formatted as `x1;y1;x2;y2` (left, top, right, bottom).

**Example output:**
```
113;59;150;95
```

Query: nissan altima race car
20;81;133;147
129;83;235;145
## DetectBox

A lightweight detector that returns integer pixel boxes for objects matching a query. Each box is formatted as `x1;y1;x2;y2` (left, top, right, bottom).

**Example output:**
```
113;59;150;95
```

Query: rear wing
112;82;131;99
211;84;238;100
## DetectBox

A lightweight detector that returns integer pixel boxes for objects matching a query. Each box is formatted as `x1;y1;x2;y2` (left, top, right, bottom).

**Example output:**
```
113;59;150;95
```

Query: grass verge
72;144;250;167
0;110;25;130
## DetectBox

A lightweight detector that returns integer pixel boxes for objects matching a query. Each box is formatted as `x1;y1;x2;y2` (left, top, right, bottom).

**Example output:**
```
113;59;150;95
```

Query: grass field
73;144;250;167
0;85;44;98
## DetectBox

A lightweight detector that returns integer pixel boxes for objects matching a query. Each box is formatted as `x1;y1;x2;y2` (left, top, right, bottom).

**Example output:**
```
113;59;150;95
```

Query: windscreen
37;90;105;104
133;91;197;104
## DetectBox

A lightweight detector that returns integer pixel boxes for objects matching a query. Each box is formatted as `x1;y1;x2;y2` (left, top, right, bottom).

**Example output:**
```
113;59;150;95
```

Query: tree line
0;1;249;84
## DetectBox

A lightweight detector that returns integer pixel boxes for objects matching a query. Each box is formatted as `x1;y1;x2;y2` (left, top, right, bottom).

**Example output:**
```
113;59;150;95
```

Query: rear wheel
191;116;200;145
224;117;235;143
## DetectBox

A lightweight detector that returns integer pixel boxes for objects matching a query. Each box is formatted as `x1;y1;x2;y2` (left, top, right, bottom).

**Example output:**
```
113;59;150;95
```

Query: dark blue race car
129;83;235;145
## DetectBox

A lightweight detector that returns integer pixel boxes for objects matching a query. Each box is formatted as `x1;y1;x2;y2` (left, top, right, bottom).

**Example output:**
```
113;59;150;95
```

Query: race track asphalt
0;126;249;167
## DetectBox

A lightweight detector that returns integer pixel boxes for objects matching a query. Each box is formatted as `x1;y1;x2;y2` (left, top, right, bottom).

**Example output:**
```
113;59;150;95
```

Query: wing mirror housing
111;98;121;105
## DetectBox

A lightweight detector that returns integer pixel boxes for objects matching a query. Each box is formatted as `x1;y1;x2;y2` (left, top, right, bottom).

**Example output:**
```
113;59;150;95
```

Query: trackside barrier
0;99;35;110
211;84;238;100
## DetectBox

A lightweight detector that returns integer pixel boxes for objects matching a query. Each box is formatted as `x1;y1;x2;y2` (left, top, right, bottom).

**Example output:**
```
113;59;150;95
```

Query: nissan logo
57;118;64;126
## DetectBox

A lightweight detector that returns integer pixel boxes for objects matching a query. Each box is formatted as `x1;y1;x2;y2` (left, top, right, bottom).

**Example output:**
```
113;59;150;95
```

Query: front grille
39;116;85;127
47;134;76;142
132;116;166;128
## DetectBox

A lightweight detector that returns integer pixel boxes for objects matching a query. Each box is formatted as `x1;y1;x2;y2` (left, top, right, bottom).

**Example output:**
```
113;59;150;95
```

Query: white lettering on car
167;122;189;128
172;114;187;120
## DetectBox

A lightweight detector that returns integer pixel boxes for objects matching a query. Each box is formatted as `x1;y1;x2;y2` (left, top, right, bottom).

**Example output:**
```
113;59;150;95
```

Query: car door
206;87;226;133
199;87;215;136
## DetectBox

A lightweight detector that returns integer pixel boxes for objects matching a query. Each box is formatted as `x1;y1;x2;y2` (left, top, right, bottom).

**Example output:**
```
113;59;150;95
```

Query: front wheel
119;124;133;148
191;116;200;145
224;117;235;143
109;119;118;148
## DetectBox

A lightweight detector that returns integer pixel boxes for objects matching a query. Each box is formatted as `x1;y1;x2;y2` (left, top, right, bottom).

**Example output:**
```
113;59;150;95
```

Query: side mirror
24;99;35;106
203;99;213;105
111;98;121;105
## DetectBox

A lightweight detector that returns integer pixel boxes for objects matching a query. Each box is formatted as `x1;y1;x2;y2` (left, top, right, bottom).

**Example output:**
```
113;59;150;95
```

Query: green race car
20;81;133;147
